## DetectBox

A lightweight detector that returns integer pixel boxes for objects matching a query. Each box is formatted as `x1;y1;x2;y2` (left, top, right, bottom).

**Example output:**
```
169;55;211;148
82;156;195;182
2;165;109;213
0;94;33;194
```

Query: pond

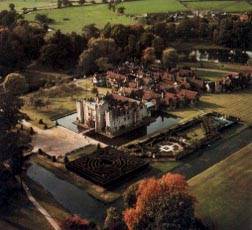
179;48;251;64
27;163;121;223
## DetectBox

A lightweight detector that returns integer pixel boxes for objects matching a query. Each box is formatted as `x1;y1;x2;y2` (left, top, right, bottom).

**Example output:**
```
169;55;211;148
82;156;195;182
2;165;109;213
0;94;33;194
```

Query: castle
76;94;150;137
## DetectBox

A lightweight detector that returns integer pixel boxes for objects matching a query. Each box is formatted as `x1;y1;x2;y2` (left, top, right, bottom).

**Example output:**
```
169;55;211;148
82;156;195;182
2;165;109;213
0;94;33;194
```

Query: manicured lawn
170;88;252;125
119;0;186;15
189;144;252;229
199;88;252;125
25;4;135;32
151;161;181;173
184;1;252;12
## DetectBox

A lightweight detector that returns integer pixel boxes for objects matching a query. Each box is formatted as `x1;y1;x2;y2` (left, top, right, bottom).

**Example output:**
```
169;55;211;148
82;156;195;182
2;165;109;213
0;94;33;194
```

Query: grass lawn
25;4;135;32
181;62;252;73
169;88;252;125
0;191;53;230
199;89;252;125
151;161;181;173
119;0;186;15
195;69;228;81
22;82;95;128
184;1;252;12
189;143;252;229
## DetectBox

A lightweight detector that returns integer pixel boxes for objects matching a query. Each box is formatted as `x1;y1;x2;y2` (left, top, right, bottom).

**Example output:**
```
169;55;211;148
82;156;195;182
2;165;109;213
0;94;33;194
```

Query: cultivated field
189;144;252;229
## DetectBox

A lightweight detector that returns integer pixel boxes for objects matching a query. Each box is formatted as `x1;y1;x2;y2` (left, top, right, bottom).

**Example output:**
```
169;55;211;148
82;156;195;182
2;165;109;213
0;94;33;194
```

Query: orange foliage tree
123;173;199;230
61;214;97;230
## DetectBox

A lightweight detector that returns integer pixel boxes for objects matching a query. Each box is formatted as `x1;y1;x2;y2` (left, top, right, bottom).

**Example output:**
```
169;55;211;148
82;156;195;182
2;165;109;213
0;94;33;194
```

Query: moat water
56;112;179;146
27;163;122;223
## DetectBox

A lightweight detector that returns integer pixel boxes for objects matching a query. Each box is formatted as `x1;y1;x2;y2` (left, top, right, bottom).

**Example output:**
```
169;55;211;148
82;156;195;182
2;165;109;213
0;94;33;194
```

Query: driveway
23;121;106;158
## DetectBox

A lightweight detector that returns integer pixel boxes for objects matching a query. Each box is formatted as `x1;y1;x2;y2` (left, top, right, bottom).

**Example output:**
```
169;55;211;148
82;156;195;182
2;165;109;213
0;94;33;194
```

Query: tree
3;73;28;95
78;48;97;75
110;24;130;48
117;6;125;15
0;90;24;131
162;48;178;69
0;90;30;190
79;0;85;5
61;215;97;230
95;57;113;72
62;0;71;7
142;47;156;66
82;24;100;41
9;3;15;11
39;30;85;69
88;37;119;62
0;9;20;27
104;207;127;230
152;36;165;58
123;183;138;208
139;32;155;49
78;37;119;75
35;13;55;25
57;0;62;8
123;173;202;230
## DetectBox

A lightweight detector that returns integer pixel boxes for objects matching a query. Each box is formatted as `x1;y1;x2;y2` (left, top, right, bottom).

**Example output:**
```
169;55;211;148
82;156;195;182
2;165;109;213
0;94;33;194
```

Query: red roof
177;89;199;100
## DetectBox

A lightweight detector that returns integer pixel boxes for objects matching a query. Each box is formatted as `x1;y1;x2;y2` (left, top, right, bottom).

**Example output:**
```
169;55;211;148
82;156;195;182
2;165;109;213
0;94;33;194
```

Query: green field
119;0;186;15
25;4;134;32
189;144;252;229
1;0;251;32
184;1;252;12
0;0;56;11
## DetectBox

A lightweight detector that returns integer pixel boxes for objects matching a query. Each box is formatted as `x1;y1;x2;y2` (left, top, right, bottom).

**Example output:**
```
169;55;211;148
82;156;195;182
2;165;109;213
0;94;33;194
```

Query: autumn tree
3;73;28;95
62;215;97;230
142;47;156;66
104;207;127;230
123;173;202;230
